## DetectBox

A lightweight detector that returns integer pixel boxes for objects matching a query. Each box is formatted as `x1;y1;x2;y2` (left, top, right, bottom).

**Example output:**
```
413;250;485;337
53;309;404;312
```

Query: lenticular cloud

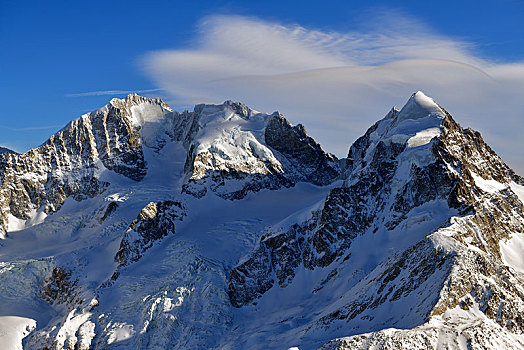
142;14;524;174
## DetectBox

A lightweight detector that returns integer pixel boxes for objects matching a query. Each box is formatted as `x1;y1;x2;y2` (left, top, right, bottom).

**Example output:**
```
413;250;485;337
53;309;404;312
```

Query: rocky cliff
229;92;524;348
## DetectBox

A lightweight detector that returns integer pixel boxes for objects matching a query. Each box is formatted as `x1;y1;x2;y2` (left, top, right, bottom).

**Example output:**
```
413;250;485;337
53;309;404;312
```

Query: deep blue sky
1;0;524;153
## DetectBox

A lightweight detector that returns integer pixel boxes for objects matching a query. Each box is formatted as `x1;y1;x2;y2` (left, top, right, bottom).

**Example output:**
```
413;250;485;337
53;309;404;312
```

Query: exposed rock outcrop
115;200;185;267
181;102;340;199
264;113;340;186
0;94;175;237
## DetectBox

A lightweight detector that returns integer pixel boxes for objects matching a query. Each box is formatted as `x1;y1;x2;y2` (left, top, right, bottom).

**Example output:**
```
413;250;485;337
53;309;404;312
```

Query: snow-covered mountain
0;92;523;349
0;147;14;155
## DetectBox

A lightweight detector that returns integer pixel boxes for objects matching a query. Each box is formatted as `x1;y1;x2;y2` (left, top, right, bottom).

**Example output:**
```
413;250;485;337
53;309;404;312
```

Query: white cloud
142;14;524;174
66;88;163;97
0;124;64;131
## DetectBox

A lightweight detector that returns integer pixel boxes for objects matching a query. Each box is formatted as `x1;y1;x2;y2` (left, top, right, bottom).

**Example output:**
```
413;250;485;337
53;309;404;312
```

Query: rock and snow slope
0;92;523;349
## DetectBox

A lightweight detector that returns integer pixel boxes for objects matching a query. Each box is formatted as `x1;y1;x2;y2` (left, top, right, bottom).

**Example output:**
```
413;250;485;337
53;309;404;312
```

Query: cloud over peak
142;14;524;174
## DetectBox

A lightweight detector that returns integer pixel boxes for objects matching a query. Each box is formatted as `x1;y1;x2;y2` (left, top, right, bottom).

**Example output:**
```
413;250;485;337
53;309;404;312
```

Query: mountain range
0;91;523;349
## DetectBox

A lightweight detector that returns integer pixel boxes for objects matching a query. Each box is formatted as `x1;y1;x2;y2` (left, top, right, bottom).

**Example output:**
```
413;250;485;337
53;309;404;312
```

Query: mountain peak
0;146;15;154
108;93;173;114
193;100;262;122
397;90;445;121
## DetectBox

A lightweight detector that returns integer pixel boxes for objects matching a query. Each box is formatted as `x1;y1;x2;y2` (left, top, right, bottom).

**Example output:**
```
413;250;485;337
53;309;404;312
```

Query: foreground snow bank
0;316;36;350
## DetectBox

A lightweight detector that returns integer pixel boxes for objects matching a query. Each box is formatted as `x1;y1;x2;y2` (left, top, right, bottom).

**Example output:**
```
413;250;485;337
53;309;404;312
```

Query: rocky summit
0;92;523;349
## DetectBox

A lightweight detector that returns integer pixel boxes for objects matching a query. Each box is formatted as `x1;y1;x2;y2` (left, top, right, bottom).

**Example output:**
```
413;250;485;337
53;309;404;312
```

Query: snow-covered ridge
0;91;523;349
0;146;15;155
103;95;340;198
346;91;446;176
184;101;283;180
0;94;167;237
0;95;340;237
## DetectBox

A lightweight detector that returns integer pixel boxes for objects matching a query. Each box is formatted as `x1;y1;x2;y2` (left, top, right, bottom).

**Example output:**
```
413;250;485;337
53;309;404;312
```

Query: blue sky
1;0;524;171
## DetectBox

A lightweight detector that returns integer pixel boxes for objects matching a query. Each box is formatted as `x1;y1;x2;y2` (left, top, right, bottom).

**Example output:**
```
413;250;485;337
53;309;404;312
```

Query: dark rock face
343;107;398;176
221;100;252;120
183;169;294;200
88;100;147;181
97;201;119;224
229;101;524;337
115;200;185;267
41;266;82;306
179;105;341;200
387;156;458;229
318;239;455;326
172;111;201;150
265;114;340;186
229;222;311;307
0;95;167;236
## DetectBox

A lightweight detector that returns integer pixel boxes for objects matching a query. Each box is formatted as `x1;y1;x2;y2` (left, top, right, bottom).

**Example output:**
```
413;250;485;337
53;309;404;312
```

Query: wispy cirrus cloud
0;124;65;131
65;88;163;97
142;13;524;174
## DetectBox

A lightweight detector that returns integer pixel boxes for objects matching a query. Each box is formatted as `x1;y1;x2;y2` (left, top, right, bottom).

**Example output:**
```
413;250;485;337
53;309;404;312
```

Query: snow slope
0;316;36;350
